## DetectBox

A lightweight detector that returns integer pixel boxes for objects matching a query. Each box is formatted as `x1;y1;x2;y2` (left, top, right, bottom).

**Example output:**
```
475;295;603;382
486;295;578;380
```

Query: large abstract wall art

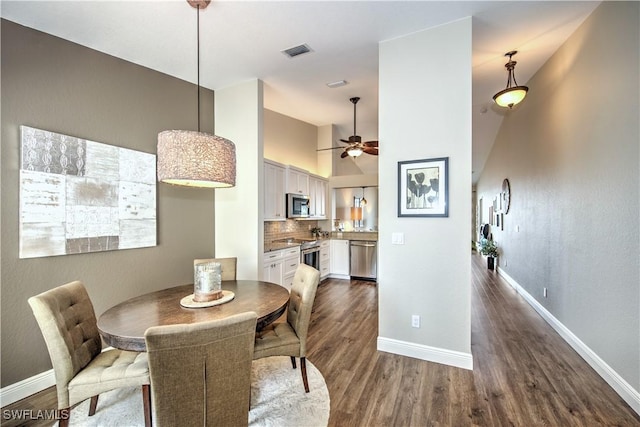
19;126;157;258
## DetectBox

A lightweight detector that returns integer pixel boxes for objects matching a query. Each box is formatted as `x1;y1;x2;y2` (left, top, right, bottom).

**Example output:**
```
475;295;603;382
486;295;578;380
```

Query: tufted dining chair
145;312;257;427
253;263;320;392
28;281;151;427
194;257;237;280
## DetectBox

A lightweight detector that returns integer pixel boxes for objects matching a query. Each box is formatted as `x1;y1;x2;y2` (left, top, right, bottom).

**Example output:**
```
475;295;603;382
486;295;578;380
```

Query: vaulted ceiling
1;1;600;182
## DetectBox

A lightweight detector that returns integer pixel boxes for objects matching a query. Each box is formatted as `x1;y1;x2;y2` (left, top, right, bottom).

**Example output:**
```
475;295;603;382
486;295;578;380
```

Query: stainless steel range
273;238;320;271
300;240;320;271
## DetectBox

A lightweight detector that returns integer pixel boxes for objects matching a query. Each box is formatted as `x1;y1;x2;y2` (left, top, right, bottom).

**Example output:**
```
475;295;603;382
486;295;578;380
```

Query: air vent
326;80;348;88
281;43;313;58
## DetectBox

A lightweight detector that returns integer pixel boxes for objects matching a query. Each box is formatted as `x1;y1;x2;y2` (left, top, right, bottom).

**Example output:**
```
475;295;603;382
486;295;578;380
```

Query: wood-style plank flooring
3;253;639;426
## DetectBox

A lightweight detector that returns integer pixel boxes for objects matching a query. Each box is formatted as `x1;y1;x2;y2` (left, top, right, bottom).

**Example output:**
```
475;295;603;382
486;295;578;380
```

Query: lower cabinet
319;240;330;280
330;239;350;278
263;247;300;292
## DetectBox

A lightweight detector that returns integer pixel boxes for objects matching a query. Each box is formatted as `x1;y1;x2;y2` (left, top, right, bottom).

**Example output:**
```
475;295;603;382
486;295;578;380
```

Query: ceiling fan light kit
317;96;379;159
493;50;529;109
346;146;363;157
157;0;237;188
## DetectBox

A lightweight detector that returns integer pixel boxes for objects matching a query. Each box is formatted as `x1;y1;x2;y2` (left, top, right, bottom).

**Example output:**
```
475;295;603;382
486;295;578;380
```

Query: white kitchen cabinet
282;250;300;291
263;257;283;285
330;239;350;277
308;174;327;219
264;160;286;221
286;165;309;195
319;240;330;280
263;246;300;291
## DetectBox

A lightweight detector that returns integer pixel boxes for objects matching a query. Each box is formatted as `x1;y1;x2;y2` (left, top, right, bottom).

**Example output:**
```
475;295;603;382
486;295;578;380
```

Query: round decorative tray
180;290;235;308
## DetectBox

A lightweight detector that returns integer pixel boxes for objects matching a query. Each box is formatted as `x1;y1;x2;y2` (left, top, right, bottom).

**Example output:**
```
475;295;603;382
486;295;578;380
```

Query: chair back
194;257;237;280
145;312;257;427
28;281;102;408
287;264;320;356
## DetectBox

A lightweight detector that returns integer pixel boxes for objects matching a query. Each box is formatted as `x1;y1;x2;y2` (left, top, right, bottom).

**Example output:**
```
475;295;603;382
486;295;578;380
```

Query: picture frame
398;157;448;217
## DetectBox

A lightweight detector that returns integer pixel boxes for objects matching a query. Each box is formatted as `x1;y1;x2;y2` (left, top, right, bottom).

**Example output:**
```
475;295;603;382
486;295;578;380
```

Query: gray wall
1;20;217;386
476;1;639;392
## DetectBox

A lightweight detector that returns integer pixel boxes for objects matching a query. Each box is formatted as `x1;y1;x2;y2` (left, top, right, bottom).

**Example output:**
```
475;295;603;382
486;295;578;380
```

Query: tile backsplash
265;220;319;242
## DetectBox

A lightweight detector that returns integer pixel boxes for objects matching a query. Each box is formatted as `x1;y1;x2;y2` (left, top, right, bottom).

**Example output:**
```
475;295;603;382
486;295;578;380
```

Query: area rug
59;356;330;427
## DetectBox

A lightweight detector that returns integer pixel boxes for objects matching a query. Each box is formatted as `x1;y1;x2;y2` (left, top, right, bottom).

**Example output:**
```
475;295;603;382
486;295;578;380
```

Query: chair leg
300;357;310;393
142;384;152;427
88;395;99;416
290;356;297;369
58;408;70;427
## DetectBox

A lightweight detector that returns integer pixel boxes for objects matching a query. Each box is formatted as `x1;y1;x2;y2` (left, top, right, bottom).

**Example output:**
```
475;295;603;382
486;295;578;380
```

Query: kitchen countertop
264;241;301;253
264;236;331;253
331;231;378;241
264;233;377;253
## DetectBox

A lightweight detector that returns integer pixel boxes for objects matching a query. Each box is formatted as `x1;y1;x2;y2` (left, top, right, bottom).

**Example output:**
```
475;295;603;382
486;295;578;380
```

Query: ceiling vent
281;43;313;58
326;80;348;88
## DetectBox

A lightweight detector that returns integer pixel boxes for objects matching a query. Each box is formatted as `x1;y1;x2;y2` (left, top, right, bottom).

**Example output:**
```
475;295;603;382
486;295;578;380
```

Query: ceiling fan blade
363;140;378;148
340;150;349;159
363;147;378;155
317;146;346;151
339;139;351;144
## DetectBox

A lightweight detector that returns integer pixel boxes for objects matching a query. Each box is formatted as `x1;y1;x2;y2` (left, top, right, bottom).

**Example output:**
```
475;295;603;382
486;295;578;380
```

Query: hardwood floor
4;253;639;426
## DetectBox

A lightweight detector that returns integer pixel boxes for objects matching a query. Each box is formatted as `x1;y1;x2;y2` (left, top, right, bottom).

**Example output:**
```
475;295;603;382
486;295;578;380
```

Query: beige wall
215;80;264;280
263;109;318;174
1;21;218;386
476;1;639;406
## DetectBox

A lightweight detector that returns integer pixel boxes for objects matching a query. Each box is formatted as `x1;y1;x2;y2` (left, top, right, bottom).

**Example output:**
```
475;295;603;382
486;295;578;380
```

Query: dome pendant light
157;0;236;188
493;51;529;109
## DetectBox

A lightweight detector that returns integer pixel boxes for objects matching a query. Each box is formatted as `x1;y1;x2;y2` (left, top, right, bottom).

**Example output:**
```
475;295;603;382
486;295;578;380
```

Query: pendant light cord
196;4;201;132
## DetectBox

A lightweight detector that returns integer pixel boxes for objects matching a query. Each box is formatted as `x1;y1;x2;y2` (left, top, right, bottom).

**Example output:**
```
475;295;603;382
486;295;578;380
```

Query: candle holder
193;261;222;302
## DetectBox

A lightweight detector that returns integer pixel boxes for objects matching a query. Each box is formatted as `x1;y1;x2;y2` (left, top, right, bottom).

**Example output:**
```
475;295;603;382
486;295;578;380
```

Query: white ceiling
1;0;600;182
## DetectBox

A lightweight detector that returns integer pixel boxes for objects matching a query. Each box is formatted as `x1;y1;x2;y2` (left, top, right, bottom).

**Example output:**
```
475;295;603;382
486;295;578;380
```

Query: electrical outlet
543;287;548;298
411;315;420;328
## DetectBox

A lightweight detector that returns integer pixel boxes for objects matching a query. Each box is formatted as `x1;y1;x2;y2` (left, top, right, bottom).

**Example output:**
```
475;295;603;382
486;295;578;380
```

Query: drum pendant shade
156;0;236;188
157;130;236;188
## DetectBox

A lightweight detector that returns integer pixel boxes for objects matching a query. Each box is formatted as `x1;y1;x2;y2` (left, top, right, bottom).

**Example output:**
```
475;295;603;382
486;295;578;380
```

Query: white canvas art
19;126;157;258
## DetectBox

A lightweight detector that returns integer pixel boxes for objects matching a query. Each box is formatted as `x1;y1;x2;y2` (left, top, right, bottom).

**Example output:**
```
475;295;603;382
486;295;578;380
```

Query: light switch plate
392;232;405;245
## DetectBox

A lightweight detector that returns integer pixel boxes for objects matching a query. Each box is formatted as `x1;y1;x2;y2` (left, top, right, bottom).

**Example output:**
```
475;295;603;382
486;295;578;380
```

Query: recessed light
326;80;348;88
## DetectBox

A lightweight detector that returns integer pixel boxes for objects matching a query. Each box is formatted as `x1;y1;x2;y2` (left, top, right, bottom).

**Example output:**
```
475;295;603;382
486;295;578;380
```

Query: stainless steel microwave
287;193;310;218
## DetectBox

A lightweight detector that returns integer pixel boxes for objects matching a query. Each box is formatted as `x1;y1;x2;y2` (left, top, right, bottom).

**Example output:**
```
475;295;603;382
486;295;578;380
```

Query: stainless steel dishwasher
349;240;377;281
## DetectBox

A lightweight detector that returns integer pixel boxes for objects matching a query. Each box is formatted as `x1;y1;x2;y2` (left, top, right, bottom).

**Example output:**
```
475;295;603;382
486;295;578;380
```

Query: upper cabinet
286;165;309;195
309;174;327;219
264;159;286;221
264;161;326;221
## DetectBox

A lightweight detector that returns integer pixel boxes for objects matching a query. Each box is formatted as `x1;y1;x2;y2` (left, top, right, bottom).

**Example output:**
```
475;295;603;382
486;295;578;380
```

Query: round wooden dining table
98;280;289;352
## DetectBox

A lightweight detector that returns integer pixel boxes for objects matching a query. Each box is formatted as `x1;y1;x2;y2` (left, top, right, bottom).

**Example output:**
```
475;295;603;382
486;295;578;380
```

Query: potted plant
310;227;322;238
479;238;498;270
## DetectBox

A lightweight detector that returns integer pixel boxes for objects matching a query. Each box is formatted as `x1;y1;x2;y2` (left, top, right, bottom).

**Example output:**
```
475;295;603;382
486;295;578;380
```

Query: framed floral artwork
398;157;448;217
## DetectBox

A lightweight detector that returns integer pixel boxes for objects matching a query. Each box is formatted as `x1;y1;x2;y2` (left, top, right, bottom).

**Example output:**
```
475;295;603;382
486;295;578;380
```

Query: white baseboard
0;369;55;407
377;337;473;370
497;267;640;415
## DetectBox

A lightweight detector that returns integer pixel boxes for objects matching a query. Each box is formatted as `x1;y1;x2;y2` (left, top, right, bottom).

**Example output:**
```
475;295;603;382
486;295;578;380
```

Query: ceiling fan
317;97;379;159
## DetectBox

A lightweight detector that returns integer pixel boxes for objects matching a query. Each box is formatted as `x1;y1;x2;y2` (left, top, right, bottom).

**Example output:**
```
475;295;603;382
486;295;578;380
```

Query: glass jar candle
193;261;222;302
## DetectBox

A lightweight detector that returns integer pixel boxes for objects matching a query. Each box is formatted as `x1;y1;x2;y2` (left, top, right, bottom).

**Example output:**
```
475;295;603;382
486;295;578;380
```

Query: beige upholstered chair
194;256;237;280
254;263;320;392
28;281;151;427
145;311;257;427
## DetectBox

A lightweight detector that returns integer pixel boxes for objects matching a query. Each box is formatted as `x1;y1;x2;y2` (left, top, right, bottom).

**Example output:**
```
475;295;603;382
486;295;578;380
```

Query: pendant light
361;187;367;206
493;51;529;109
157;0;236;188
